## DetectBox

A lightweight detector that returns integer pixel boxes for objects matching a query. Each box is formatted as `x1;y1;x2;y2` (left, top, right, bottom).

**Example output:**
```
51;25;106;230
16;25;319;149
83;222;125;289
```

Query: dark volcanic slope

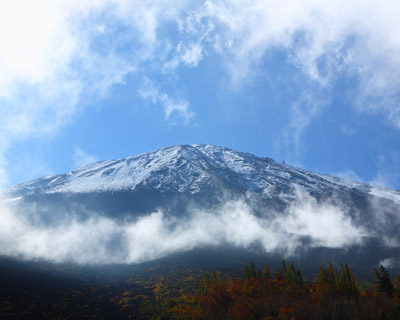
2;144;400;271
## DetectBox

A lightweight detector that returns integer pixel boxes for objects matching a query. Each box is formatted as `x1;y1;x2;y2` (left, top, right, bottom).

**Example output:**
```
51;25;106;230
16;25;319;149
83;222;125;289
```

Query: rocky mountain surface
2;145;400;270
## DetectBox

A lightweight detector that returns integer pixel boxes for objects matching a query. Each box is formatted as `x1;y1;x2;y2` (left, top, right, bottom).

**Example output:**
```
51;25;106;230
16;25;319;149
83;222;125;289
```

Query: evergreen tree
281;259;287;274
315;266;329;285
394;273;400;292
274;266;282;278
202;272;210;287
243;264;251;280
295;269;304;286
334;268;340;288
327;260;337;287
337;264;358;298
263;264;271;280
349;269;359;300
314;260;338;288
250;261;257;278
284;261;297;285
374;265;394;298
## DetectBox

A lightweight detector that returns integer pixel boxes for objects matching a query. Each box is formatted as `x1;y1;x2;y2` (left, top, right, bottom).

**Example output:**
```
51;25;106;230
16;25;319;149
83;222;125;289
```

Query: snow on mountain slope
5;144;400;204
3;145;400;269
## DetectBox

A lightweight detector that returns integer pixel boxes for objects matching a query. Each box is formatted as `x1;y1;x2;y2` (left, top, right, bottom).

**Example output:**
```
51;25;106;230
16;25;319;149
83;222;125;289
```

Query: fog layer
0;189;366;264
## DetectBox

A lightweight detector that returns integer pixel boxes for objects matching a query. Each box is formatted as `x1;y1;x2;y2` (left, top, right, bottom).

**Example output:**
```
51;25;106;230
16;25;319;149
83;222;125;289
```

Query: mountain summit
7;144;400;203
3;145;400;269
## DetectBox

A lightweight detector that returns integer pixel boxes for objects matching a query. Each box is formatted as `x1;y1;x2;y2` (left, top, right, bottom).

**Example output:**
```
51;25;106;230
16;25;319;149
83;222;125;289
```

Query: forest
1;258;400;319
140;261;400;320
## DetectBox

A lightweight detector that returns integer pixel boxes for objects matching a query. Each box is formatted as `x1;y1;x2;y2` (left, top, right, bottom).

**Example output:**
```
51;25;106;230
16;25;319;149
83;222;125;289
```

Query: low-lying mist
0;189;375;265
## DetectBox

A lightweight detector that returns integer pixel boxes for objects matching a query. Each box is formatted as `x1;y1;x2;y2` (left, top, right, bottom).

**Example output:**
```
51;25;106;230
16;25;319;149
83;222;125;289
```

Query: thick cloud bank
0;190;366;264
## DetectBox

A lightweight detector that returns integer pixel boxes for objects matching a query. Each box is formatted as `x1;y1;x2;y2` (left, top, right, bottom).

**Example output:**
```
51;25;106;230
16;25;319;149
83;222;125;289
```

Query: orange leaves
193;277;310;320
277;306;295;319
198;281;231;320
142;262;400;319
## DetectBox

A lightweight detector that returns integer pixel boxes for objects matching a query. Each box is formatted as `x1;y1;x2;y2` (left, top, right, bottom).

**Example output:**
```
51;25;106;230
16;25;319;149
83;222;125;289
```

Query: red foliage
147;263;400;320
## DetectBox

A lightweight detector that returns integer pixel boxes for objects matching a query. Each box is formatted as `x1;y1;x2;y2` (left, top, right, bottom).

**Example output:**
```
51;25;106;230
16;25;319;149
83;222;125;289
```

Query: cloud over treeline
0;189;367;264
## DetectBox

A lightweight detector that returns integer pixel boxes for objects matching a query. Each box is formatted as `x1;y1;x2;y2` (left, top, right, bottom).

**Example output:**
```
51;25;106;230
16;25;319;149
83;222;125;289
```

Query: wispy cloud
1;0;400;185
369;153;400;189
73;147;99;167
334;170;363;183
0;0;188;184
276;91;328;164
138;78;195;123
177;0;400;123
164;41;204;71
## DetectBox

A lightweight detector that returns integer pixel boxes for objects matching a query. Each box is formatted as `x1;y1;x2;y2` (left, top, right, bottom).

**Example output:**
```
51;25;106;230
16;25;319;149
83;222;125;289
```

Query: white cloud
0;0;191;184
181;42;203;67
1;0;400;185
280;188;365;249
163;96;193;122
73;147;99;167
334;170;363;183
138;78;195;123
276;91;328;164
164;40;204;71
368;153;400;190
370;173;392;189
0;189;367;264
379;257;400;269
177;0;400;124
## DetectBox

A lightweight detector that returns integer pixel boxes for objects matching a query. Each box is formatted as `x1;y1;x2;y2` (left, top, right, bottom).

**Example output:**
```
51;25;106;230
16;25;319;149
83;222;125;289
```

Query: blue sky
1;0;400;189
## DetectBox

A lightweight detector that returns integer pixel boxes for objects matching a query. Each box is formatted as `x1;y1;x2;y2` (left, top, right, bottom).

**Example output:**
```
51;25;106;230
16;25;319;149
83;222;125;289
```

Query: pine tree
394;273;400;292
374;265;394;298
315;262;340;288
338;264;348;292
349;269;359;300
281;260;287;274
243;264;251;280
250;261;257;278
274;266;282;278
295;269;304;286
263;264;271;280
202;272;210;287
337;264;358;298
327;260;337;286
315;266;329;285
334;268;340;288
284;261;297;285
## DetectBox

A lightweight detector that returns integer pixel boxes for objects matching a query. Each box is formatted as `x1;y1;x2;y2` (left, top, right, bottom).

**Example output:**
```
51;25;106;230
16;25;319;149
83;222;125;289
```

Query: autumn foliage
145;261;400;320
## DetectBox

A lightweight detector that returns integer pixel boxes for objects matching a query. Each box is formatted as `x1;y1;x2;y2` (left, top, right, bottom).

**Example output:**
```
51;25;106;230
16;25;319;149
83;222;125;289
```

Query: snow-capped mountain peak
5;144;400;205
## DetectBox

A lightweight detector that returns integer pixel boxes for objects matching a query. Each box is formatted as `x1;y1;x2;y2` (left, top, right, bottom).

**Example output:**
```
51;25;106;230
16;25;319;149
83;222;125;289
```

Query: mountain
7;144;399;199
2;144;400;273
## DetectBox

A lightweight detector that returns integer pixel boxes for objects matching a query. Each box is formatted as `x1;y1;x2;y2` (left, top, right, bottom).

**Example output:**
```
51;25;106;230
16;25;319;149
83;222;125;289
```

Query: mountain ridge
5;144;400;206
2;144;400;270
